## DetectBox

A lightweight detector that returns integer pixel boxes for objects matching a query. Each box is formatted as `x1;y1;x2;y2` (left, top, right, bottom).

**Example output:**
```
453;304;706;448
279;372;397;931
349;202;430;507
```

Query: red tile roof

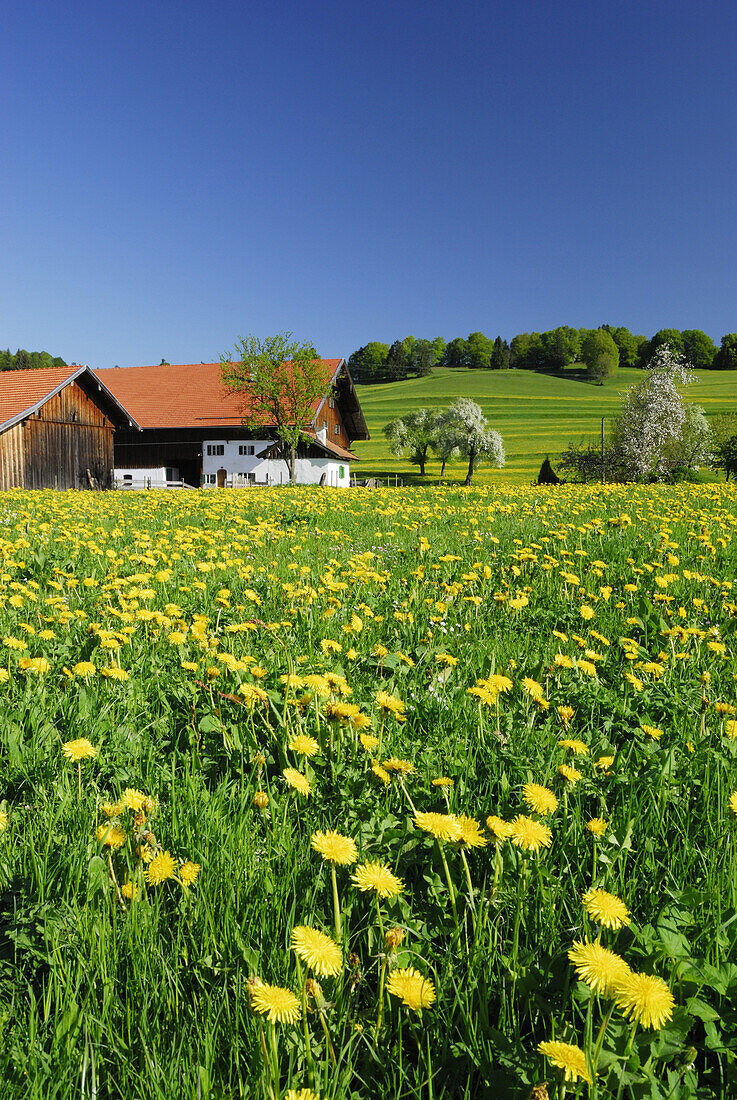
0;366;137;431
95;361;343;430
0;367;83;426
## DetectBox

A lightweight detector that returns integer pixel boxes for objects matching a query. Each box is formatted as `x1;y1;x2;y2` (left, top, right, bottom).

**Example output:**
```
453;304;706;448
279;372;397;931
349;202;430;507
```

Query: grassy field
352;366;737;484
1;483;736;1099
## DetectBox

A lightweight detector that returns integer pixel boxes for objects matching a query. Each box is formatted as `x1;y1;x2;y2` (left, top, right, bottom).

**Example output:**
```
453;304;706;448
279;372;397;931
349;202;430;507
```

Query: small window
203;473;216;485
339;465;345;479
334;425;340;435
328;397;335;409
238;444;255;456
207;444;224;456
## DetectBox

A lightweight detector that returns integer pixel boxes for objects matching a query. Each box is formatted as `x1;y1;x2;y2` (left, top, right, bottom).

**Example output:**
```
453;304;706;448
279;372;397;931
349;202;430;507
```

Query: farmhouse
0;366;139;490
95;359;369;488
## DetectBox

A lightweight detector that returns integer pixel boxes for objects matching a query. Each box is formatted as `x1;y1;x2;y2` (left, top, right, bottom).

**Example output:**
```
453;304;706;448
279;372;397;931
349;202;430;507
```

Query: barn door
217;467;227;488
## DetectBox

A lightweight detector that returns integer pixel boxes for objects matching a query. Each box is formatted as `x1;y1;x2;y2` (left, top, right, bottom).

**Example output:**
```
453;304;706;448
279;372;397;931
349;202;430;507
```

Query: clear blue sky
2;0;736;367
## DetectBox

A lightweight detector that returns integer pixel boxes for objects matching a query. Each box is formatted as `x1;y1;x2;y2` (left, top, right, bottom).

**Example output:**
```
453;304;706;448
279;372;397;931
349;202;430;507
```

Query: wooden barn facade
0;367;139;490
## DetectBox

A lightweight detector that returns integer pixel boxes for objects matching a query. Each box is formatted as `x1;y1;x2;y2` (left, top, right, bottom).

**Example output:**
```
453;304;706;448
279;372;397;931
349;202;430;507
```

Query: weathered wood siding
0;381;115;490
315;397;348;446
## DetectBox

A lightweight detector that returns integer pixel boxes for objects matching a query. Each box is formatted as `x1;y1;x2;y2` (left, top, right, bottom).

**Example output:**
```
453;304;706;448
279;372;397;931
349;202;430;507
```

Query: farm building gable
0;366;139;490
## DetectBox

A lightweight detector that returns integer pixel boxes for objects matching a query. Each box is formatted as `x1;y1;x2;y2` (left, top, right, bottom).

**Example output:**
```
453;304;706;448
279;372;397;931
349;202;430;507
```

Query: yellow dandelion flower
724;720;737;740
384;926;406;951
537;1040;591;1084
121;881;140;901
413;812;463;842
594;755;615;771
386;967;436;1011
579;605;595;621
583;888;630;930
311;831;358;865
557;705;575;726
359;732;379;752
558;738;589;755
371;762;391;785
253;790;269;809
179;861;201;885
729;791;737;815
568;939;631;997
72;661;96;677
351;860;404;898
283;768;312;797
101;667;129;680
144;850;178;885
376;691;406;721
455;814;487;848
62;738;97;762
486;815;514;841
291;925;342;978
522;783;558;816
0;810;8;831
284;1090;320;1100
509;815;552;853
288;734;320;757
432;776;454;787
640;724;663;741
586;818;608;836
614;971;676;1029
119;788;148;813
383;757;416;775
249;982;301;1025
96;823;127;849
558;765;582;785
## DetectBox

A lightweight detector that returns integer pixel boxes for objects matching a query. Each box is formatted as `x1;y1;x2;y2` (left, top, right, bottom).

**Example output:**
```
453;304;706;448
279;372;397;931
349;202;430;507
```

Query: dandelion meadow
1;483;736;1099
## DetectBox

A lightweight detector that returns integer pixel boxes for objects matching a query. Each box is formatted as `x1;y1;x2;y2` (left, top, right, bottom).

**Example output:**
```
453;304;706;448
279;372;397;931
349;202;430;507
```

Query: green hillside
352;366;737;484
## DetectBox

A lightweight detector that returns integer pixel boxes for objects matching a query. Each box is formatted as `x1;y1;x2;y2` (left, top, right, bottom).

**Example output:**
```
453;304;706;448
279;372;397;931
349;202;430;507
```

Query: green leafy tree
430;336;447;364
383;408;438;475
442;337;468;369
711;413;737;477
220;332;324;483
603;325;641;369
645;328;685;361
581;328;619;382
433;398;504;485
403;337;435;377
509;332;544;370
347;342;390;383
713;334;737;370
682;330;716;370
490;336;510;370
385;340;410;381
541;326;581;370
466;331;494;369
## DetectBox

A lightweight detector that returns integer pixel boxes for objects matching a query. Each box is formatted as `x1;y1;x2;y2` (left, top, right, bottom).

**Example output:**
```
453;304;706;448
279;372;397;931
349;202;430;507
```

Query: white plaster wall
114;466;178;487
201;439;350;487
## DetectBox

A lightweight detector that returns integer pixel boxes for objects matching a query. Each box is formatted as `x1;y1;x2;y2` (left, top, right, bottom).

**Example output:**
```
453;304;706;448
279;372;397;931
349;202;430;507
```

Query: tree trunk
286;444;297;483
440;457;447;476
464;446;476;486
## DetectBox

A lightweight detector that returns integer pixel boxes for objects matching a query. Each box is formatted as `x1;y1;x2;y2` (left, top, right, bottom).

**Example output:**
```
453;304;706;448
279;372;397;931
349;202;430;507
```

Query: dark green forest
348;326;737;383
0;349;68;372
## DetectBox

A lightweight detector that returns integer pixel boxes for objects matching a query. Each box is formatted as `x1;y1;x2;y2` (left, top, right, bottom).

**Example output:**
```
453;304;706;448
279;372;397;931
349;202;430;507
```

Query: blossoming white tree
433;398;505;485
611;345;711;480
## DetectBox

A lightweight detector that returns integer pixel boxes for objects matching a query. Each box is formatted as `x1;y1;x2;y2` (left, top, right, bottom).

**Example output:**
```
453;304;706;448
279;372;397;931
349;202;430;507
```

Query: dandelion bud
385;927;405;952
305;978;323;1002
253;791;269;809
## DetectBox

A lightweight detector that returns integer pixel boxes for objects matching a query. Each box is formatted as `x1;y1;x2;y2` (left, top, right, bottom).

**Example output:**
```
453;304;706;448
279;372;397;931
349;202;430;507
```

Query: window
339;465;345;479
334;425;340;435
238;444;255;456
328;397;335;409
206;444;224;456
203;474;216;485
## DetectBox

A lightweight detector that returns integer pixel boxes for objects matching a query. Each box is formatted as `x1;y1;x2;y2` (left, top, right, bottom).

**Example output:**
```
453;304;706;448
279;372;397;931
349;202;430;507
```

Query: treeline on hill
0;349;68;372
349;326;737;384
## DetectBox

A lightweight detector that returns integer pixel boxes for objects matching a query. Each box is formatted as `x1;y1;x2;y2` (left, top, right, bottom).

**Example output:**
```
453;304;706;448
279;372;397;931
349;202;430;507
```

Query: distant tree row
349;326;737;383
0;349;68;372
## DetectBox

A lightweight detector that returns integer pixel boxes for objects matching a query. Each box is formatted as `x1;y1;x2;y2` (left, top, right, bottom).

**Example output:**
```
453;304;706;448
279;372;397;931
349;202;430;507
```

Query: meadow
0;483;736;1099
352;367;737;484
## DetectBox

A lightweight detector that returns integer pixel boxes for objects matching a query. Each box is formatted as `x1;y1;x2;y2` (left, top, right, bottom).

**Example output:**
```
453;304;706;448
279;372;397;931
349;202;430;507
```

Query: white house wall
202;439;350;487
